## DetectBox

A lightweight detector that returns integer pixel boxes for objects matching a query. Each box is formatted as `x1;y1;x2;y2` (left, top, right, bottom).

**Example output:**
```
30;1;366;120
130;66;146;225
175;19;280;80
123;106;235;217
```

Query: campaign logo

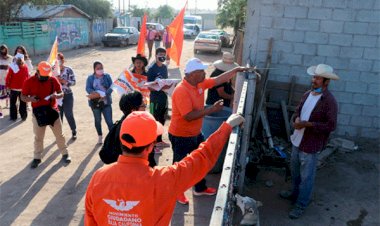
103;199;140;212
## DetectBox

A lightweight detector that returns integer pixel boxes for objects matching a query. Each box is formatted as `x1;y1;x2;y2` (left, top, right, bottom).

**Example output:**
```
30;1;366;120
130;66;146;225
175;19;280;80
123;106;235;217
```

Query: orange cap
37;61;52;77
119;111;164;149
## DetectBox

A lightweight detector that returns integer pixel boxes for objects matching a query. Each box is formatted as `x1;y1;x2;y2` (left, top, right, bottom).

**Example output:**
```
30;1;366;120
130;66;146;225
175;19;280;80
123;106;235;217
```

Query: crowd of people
0;41;339;223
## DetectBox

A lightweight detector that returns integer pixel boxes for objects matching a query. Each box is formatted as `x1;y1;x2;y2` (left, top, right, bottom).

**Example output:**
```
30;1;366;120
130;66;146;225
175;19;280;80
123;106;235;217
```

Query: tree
0;0;62;22
216;0;247;34
63;0;112;18
153;5;175;21
129;5;152;18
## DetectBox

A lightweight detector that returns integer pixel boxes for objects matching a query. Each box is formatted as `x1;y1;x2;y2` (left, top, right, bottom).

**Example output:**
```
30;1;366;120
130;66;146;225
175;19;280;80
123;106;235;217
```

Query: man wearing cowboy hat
206;52;239;107
280;64;339;219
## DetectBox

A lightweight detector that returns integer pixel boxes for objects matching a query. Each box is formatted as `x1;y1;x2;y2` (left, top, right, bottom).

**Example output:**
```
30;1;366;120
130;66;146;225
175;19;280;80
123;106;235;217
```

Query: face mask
58;60;62;66
158;56;166;62
313;87;322;93
95;69;104;76
38;76;49;82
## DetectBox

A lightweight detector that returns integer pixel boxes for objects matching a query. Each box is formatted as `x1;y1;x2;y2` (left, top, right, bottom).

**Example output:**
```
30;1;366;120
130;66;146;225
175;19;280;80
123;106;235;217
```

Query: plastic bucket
202;106;232;173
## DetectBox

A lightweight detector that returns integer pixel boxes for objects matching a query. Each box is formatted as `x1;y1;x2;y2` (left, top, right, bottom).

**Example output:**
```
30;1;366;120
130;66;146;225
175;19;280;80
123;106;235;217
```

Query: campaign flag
167;2;187;66
136;14;148;56
47;36;60;76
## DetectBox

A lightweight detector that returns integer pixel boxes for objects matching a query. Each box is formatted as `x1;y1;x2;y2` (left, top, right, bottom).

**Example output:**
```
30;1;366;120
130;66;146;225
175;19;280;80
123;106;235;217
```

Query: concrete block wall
243;0;379;138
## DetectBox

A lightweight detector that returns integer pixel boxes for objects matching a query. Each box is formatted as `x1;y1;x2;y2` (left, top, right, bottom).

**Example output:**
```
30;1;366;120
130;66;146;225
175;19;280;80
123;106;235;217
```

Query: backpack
99;116;126;164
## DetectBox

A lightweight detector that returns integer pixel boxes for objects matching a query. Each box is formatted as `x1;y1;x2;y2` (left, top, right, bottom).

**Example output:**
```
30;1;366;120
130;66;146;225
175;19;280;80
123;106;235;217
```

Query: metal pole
118;0;121;14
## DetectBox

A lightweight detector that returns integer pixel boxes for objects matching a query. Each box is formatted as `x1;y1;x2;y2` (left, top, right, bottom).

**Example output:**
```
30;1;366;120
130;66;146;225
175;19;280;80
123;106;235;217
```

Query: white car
193;32;222;54
183;24;200;38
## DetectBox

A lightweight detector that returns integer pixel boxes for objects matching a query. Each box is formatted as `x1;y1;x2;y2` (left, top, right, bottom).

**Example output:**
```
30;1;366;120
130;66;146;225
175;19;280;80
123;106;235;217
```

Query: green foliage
153;5;175;20
216;0;247;33
129;5;152;18
0;0;62;22
63;0;112;18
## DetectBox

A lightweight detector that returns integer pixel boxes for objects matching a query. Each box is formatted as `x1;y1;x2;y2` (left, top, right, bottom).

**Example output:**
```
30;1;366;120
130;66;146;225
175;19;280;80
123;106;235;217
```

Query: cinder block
268;64;291;76
363;48;380;60
261;5;284;17
258;39;272;51
329;80;346;91
339;104;362;116
360;128;380;139
317;45;340;57
345;82;367;93
262;0;274;4
353;93;377;105
362;106;380;117
256;51;280;65
303;55;326;66
353;35;377;47
339;47;364;59
367;23;380;36
329;34;353;47
274;75;291;83
325;58;350;70
344;22;369;34
273;40;294;53
360;72;380;84
258;27;283;40
279;53;303;65
375;0;380;9
283;30;305;42
356;10;380;23
348;59;374;71
290;65;307;76
323;0;348;8
321;21;344;33
338;113;351;125
336;70;360;81
260;16;273;28
297;0;323;7
368;84;380;95
352;0;376;9
334;91;353;103
308;8;332;19
332;9;356;21
294;43;317;55
295;19;320;31
284;6;308;18
350;116;373;127
372;60;380;72
336;125;358;137
305;31;329;44
273;18;296;30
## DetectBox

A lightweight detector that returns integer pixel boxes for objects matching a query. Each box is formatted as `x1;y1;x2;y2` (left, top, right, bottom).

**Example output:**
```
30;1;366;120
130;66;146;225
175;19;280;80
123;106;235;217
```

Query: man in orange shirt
85;111;244;226
168;58;248;204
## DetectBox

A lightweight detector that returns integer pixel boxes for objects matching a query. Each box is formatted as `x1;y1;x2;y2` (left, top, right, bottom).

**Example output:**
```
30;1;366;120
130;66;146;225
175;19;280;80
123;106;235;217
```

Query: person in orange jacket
85;111;244;225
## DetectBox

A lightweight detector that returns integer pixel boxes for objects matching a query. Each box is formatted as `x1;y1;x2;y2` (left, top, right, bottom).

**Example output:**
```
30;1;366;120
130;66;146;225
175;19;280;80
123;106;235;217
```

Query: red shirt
22;75;62;109
5;65;29;90
85;123;232;226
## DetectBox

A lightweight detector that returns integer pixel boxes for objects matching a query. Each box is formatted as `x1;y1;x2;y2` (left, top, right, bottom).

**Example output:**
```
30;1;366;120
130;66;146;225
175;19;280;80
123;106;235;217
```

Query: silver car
102;27;139;47
193;32;222;54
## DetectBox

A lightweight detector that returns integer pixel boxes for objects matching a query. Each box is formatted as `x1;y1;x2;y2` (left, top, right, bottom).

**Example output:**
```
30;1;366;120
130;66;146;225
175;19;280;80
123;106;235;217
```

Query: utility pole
194;0;197;14
118;0;121;14
123;0;125;13
128;0;131;11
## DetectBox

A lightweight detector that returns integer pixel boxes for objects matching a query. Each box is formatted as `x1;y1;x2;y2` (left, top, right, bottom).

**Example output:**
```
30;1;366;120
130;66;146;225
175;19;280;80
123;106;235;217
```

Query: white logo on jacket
103;199;140;211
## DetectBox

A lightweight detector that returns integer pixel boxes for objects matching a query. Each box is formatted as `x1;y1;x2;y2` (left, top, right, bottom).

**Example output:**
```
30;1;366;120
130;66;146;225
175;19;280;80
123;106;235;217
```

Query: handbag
33;78;59;127
90;98;105;109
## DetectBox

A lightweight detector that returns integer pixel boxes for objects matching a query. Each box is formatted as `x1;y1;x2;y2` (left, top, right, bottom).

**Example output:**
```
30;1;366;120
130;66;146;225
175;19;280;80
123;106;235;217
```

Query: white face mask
95;69;104;76
58;60;62;66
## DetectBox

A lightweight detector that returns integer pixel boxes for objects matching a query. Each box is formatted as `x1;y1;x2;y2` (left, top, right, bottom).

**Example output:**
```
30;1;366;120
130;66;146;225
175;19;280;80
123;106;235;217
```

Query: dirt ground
0;39;379;226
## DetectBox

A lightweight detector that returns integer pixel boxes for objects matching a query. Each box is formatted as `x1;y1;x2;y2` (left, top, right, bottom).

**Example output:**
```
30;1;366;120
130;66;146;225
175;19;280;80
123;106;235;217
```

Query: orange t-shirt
168;78;216;137
85;123;232;226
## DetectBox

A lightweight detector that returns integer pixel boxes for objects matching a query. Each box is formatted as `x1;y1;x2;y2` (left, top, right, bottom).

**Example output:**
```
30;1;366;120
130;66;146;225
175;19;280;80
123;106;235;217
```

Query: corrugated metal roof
18;4;91;20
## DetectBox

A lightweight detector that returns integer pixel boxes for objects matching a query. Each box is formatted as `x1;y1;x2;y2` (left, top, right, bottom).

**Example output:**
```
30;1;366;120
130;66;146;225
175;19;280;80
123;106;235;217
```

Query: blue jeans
169;133;207;192
91;105;113;136
290;145;318;208
59;93;77;132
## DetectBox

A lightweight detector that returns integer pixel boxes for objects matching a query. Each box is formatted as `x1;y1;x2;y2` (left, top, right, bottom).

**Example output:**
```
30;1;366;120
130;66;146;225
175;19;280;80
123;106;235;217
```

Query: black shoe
31;159;41;168
72;131;77;139
279;190;297;202
289;206;305;219
62;154;71;163
21;116;27;121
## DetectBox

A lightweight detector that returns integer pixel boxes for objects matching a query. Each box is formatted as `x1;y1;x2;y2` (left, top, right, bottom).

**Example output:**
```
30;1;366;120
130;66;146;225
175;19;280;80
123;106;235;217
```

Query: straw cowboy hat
213;52;239;72
132;54;148;66
307;64;339;80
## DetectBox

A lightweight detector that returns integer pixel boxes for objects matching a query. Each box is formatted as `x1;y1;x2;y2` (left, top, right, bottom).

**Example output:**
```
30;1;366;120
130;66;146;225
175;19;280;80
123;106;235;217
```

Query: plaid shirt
58;66;76;94
295;89;338;153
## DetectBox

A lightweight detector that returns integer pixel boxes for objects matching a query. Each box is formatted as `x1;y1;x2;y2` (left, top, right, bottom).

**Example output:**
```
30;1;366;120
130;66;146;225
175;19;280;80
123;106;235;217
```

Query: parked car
183;24;200;38
102;27;139;47
209;29;230;47
193;32;222;54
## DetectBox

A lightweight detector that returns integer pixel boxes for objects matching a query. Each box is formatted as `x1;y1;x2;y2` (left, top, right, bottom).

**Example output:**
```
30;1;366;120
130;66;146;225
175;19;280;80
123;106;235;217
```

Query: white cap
184;58;209;74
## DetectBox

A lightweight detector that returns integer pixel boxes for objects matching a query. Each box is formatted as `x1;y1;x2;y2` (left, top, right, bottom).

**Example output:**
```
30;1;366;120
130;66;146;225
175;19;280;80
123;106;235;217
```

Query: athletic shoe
31;159;41;169
193;187;217;196
62;154;71;163
177;193;189;205
289;206;305;219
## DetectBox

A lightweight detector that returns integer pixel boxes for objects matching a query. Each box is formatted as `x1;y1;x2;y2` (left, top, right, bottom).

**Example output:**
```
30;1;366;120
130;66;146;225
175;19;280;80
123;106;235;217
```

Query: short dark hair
120;133;152;154
156;47;166;55
119;91;143;116
93;61;103;72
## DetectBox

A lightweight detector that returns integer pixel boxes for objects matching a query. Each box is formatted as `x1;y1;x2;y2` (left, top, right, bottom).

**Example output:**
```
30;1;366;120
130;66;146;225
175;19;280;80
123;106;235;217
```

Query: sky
110;0;218;11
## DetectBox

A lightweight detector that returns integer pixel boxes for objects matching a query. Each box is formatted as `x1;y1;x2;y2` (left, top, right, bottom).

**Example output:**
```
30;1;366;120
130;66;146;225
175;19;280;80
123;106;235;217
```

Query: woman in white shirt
0;44;13;118
14;45;33;74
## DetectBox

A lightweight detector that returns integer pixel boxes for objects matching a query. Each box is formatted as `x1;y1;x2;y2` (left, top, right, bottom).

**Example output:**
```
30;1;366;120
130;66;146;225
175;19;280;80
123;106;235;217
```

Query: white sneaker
97;135;103;144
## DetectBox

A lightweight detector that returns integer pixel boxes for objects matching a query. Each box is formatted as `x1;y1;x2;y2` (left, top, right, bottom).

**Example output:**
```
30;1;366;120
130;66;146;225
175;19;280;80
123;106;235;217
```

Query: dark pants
59;93;77;132
91;105;113;136
148;151;156;167
169;133;207;192
10;90;27;120
150;100;167;142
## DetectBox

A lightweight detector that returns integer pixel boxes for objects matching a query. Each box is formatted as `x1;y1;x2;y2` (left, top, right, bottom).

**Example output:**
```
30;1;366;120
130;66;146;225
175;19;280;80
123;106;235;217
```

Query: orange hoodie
85;122;232;226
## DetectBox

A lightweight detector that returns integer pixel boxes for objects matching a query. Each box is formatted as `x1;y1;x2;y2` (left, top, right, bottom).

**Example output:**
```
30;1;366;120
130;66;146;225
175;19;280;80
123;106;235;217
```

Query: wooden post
281;100;291;141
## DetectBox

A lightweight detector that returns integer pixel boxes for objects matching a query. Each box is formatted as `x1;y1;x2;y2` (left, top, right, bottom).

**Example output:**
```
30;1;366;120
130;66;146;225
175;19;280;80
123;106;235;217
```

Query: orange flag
136;14;148;56
47;36;60;76
167;2;187;66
